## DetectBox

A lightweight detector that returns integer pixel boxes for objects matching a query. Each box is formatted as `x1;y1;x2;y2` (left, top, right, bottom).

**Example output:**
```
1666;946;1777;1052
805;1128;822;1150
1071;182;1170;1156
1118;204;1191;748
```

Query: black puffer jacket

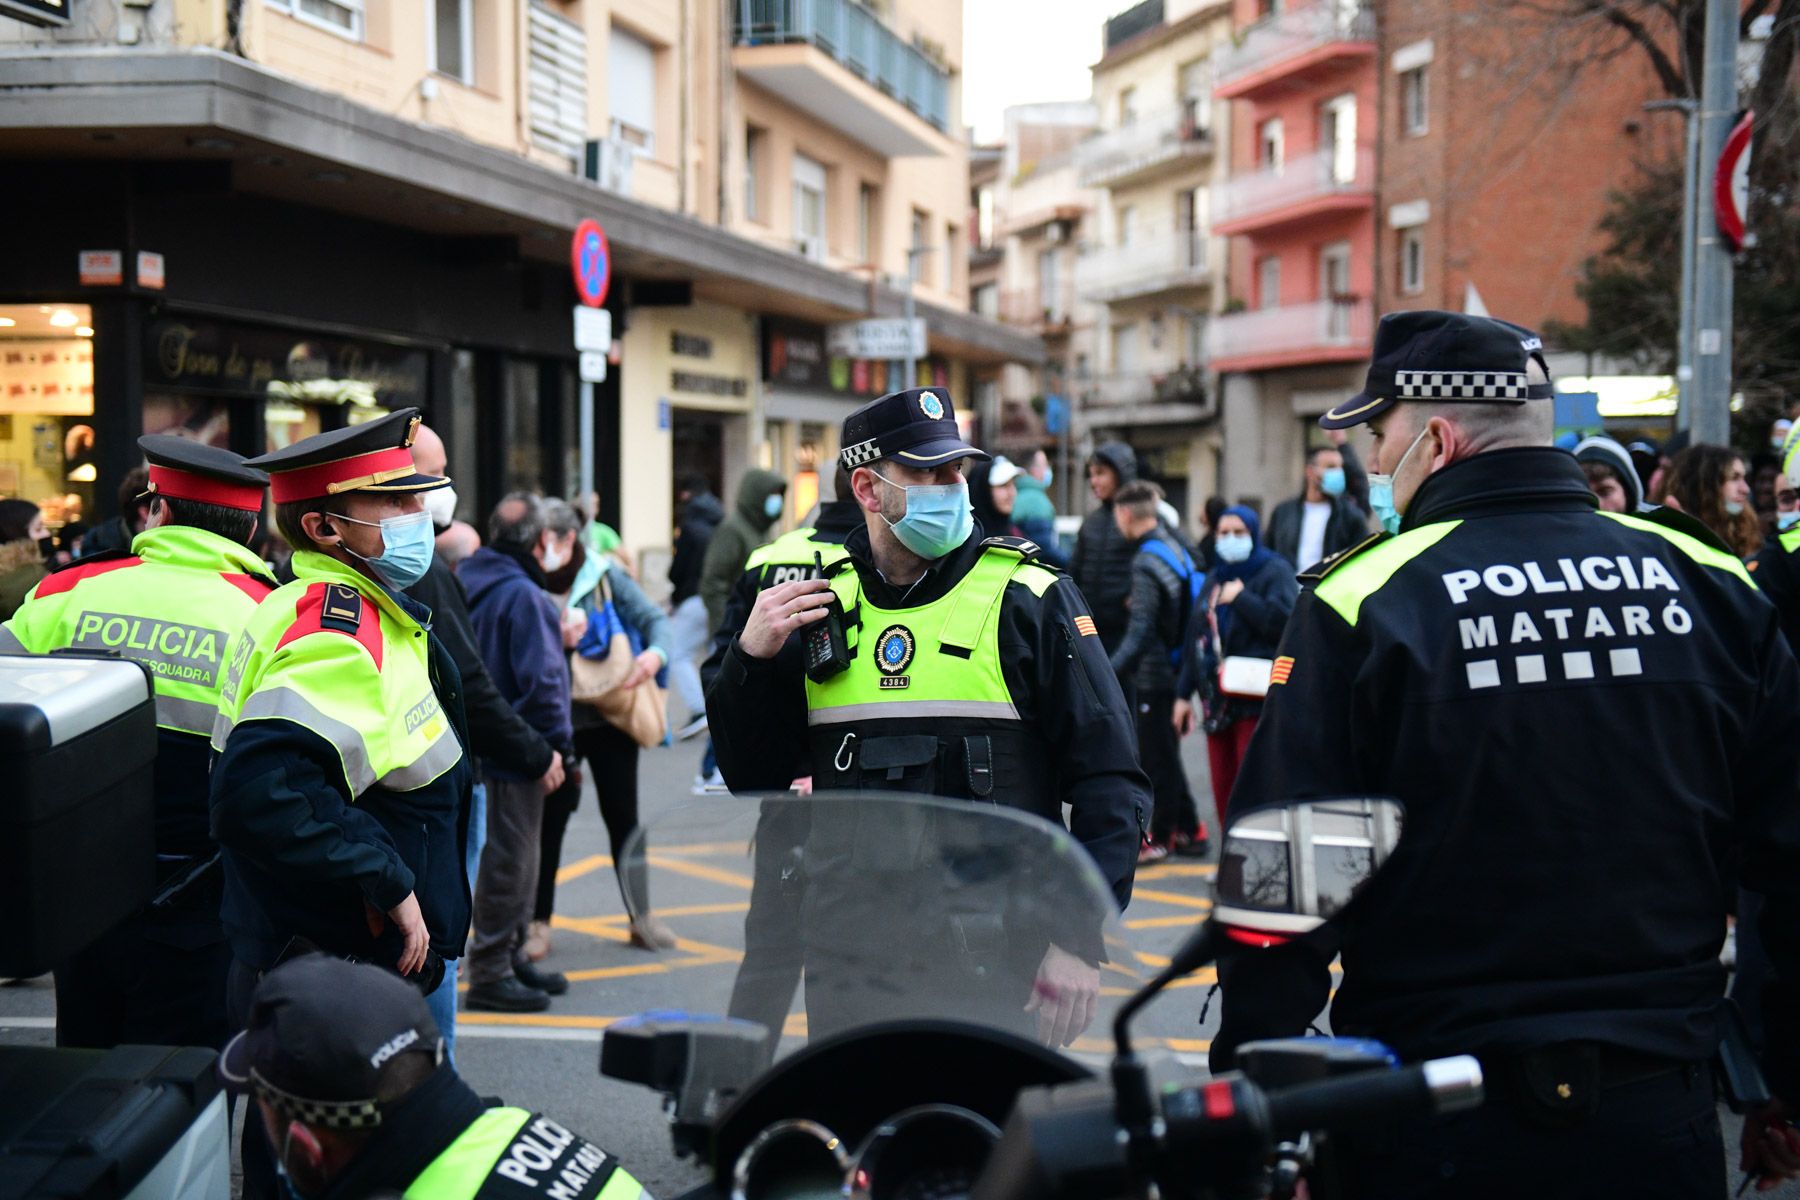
1069;442;1139;652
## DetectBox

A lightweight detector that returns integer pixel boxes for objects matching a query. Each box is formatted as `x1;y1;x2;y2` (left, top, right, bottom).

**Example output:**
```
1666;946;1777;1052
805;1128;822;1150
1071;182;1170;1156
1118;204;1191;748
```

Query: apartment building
1079;0;1232;518
0;0;1036;557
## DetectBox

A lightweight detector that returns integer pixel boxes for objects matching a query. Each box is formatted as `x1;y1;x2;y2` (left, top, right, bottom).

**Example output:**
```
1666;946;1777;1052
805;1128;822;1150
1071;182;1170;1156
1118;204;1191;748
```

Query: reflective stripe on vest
0;525;271;736
744;527;851;586
213;549;462;796
405;1107;649;1200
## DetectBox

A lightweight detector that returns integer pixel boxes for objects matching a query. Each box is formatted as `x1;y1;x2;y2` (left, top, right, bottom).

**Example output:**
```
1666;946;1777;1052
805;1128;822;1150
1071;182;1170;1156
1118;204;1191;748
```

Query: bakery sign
144;317;428;407
2;0;70;28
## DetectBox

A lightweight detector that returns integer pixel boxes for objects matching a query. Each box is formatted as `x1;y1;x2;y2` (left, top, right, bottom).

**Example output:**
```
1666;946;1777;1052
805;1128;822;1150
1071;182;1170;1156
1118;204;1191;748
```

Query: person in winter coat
1070;442;1139;652
1011;448;1068;567
1173;505;1298;826
666;474;724;740
969;456;1024;540
699;469;788;634
1572;435;1646;514
0;499;49;621
1263;436;1372;575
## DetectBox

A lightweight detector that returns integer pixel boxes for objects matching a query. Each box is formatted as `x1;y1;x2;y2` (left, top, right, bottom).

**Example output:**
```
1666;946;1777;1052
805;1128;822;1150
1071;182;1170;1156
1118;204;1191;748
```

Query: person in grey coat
1070;441;1139;653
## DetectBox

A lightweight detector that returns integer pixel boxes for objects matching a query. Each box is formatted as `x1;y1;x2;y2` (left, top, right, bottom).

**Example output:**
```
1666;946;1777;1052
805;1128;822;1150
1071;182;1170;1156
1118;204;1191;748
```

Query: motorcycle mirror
1212;797;1404;944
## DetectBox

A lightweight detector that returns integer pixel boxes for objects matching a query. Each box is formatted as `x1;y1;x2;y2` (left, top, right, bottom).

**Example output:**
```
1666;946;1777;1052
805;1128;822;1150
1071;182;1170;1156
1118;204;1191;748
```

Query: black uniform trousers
1134;686;1200;840
1338;1059;1724;1199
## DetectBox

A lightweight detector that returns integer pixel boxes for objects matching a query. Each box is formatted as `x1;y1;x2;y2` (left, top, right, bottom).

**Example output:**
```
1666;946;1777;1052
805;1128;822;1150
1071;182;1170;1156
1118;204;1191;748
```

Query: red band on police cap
148;464;266;512
268;446;418;504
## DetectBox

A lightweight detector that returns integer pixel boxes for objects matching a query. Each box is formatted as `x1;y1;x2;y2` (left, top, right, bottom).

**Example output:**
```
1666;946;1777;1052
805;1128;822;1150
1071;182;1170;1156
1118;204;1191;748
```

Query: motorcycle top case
0;654;158;978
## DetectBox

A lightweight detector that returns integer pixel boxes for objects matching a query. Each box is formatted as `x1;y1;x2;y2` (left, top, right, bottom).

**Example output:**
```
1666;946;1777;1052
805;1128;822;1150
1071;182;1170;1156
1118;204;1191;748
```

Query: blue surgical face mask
1320;466;1347;497
331;507;436;590
1215;532;1253;564
1367;425;1435;536
873;472;973;560
763;493;784;520
1725;501;1746;517
1042;466;1054;488
1779;511;1800;531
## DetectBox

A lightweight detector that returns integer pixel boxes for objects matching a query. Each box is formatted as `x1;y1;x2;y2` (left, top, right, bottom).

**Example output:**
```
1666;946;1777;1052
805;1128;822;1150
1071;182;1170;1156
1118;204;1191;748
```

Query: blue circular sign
571;218;611;307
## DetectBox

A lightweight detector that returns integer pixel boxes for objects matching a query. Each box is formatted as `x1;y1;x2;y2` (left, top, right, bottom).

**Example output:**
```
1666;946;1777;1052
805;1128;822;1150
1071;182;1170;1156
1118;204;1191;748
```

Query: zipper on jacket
1060;623;1102;709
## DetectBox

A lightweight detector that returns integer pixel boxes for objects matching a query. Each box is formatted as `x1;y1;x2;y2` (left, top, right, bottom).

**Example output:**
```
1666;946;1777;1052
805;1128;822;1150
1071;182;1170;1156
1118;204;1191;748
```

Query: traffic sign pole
570;219;613;511
1691;0;1738;446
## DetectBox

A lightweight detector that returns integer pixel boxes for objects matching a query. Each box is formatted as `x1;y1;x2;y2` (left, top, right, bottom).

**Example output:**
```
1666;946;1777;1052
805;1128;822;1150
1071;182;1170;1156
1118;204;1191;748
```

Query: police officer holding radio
1209;311;1800;1197
1;436;274;1050
707;386;1148;1048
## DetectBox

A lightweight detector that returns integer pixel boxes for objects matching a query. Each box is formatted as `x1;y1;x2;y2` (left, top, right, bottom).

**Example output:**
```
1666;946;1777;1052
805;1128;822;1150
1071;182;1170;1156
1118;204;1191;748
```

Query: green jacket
1012;473;1056;525
699;468;787;632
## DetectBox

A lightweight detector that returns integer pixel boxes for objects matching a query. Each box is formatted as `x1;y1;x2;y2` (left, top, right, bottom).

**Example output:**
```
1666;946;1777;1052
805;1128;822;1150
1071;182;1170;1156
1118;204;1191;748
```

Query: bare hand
388;892;429;977
620;649;662;690
1742;1100;1800;1190
1172;698;1197;737
740;578;835;659
1216;579;1245;606
539;750;566;795
1025;943;1100;1048
561;609;589;650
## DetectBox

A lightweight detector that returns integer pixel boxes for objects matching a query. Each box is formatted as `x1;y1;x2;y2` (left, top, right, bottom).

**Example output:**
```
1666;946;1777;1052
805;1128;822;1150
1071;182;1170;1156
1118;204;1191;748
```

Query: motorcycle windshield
617;791;1166;1060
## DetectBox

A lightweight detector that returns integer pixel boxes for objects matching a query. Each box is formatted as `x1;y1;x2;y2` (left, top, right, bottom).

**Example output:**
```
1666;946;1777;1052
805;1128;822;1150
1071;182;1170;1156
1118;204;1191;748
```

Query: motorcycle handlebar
1262;1055;1484;1137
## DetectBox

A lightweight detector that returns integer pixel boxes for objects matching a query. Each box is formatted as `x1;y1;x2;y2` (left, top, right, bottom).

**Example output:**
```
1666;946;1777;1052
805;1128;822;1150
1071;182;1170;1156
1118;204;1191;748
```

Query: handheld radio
802;550;852;682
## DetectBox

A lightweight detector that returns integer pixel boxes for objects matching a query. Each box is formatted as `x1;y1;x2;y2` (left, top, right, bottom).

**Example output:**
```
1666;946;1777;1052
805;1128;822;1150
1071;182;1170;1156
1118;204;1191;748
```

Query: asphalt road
0;730;1788;1197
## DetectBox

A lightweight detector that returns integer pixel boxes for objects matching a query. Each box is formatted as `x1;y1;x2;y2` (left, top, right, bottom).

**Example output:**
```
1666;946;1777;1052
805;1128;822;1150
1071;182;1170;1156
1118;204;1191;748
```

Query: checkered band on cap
252;1070;384;1130
840;438;882;468
1395;370;1531;400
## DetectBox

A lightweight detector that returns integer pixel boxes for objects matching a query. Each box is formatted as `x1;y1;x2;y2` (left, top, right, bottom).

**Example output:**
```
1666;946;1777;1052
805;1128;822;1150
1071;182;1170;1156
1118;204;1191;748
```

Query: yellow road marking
556;854;613;884
458;1013;622;1029
1137;863;1217;880
645;854;756;890
1131;888;1215;910
1125;913;1210;929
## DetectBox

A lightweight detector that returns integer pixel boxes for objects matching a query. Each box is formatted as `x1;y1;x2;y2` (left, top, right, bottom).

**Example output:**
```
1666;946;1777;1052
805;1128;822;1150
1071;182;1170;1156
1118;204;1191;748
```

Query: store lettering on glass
156;324;278;389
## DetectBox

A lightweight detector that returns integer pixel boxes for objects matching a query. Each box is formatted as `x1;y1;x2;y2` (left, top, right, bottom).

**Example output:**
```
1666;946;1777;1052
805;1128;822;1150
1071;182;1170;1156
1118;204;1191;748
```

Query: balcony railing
1207;297;1372;363
999;284;1080;333
1079;230;1209;302
1214;2;1376;92
734;0;950;132
1076;103;1213;188
1212;145;1374;229
1090;366;1211;411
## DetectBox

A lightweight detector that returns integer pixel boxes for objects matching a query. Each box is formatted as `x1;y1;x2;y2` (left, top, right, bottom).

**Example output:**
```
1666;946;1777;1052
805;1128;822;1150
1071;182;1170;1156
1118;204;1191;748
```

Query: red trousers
1205;715;1260;828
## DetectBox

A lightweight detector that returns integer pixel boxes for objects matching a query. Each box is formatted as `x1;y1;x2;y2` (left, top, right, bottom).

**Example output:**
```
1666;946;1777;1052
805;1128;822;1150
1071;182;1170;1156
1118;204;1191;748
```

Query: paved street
0;732;1787;1196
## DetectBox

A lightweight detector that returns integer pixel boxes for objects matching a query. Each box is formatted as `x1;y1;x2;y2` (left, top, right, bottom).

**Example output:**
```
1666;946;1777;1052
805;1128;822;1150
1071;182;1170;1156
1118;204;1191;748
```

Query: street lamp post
1645;98;1699;431
1690;0;1739;446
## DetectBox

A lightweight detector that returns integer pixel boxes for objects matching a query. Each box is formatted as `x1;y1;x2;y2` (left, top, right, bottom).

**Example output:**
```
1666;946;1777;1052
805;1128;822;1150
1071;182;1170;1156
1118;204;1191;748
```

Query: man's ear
851;466;884;515
301;510;340;546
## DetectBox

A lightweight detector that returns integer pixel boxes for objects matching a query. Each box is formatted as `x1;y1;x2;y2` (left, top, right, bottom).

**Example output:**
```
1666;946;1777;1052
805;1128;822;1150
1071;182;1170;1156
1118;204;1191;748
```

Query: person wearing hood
700;468;789;634
1572;435;1645;514
667;474;725;741
0;499;50;621
459;494;577;1014
1011;448;1069;567
1070;441;1140;652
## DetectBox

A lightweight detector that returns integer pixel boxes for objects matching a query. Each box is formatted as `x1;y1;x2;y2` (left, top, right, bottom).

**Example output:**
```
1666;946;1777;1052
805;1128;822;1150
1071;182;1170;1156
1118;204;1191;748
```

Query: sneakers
676;715;709;741
692;769;728;795
630;913;679;951
1171;824;1211;859
465;976;550;1013
523;919;552;962
513;960;569;996
1137;836;1170;865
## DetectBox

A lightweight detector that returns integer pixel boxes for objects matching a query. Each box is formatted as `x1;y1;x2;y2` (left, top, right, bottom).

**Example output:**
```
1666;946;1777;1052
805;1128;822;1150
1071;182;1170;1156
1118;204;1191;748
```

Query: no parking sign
571;219;612;308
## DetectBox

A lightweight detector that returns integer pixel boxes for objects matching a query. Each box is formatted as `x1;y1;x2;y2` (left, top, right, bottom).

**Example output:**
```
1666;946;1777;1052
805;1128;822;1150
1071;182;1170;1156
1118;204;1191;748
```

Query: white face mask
423;486;458;530
540;537;569;573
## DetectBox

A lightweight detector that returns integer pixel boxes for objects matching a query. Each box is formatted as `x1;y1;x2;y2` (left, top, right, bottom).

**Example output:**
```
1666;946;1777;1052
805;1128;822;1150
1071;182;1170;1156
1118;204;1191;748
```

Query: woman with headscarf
0;499;50;622
1172;505;1298;826
967;456;1024;541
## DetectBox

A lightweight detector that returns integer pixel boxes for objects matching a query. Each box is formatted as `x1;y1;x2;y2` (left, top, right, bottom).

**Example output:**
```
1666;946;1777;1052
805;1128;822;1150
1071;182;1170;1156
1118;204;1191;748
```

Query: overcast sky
962;0;1116;142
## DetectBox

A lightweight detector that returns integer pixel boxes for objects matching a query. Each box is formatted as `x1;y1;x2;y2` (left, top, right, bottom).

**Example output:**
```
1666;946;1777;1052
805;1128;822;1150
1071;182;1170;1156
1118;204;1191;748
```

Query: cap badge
919;392;946;420
876;625;915;676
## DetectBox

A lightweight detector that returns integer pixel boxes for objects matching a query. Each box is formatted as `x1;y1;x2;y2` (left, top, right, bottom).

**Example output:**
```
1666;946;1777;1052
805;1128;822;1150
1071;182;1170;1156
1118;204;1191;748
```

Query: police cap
218;954;443;1131
1320;310;1555;431
246;407;450;504
138;435;268;513
839;387;990;471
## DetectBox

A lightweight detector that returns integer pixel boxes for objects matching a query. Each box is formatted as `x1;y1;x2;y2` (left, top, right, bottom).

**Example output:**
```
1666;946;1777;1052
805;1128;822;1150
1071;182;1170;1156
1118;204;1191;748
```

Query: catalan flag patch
1074;615;1098;637
1269;656;1295;686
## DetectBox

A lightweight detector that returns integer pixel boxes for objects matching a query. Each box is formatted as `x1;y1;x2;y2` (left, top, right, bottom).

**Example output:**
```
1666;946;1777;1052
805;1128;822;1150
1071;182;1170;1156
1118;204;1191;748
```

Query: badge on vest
876;624;915;688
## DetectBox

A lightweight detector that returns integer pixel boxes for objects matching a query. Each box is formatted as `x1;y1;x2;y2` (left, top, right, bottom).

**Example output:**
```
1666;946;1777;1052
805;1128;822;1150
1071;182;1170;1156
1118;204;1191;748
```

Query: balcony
1079;230;1209;303
1076;103;1214;190
1211;145;1374;236
999;285;1080;337
1214;3;1376;100
1207;297;1372;372
733;0;951;157
1087;365;1215;424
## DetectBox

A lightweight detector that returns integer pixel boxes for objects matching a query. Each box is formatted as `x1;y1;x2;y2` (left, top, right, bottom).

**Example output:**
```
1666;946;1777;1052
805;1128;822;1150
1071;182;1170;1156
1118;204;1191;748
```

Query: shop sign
144;317;428;407
826;318;926;361
79;250;123;286
764;320;947;399
137;251;166;291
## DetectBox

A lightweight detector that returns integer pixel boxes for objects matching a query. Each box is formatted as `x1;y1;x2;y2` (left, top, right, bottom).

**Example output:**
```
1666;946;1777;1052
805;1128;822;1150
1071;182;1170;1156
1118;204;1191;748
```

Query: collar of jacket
843;523;986;609
814;500;864;537
319;1066;488;1200
290;548;433;631
1403;446;1599;532
131;524;271;580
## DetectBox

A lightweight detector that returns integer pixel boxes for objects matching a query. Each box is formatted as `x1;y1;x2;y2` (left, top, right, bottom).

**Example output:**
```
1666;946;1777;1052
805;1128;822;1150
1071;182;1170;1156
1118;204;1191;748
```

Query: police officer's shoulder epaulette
32;550;143;598
1298;531;1391;585
280;582;383;666
318;583;363;634
1632;504;1736;556
979;535;1054;566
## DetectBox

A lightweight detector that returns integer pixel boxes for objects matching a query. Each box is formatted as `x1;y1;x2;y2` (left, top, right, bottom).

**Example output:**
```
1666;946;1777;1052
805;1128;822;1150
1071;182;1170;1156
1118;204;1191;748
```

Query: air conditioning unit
583;138;635;195
1046;222;1066;244
795;235;826;263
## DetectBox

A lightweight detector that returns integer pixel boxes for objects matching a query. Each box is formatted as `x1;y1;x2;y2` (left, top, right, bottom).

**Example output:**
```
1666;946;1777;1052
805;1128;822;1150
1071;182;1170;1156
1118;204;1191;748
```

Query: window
1258;256;1282;309
1117;204;1137;247
1112;322;1140;372
1321;94;1357;184
944;223;958;290
1402;66;1429;136
1118;86;1137;127
1179;59;1212;135
1257;0;1283;15
1038;248;1060;319
1400;228;1425;294
1258;117;1284;173
858;183;878;263
270;0;364;39
973;283;999;318
608;27;657;152
910;209;929;282
1185;314;1206;365
793;154;827;262
429;0;471;81
745;127;765;221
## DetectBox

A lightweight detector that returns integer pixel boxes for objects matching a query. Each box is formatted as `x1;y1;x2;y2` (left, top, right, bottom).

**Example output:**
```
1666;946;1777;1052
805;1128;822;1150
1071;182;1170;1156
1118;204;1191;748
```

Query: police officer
1753;430;1800;649
220;954;640;1199
707;387;1148;1048
210;409;472;1196
1210;311;1800;1197
0;436;274;1049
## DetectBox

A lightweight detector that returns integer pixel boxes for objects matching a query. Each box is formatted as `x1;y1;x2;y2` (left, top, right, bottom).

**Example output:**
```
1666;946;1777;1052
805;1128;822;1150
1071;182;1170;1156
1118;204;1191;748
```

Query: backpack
1138;536;1204;666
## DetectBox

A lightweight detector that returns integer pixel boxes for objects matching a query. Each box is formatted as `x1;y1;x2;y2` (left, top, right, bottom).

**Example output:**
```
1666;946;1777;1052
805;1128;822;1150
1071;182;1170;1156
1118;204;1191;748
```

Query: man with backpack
1108;480;1207;862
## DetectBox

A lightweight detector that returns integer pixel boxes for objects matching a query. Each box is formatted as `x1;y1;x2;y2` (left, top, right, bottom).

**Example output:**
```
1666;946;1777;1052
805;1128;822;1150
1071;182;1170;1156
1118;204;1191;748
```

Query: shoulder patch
1298;532;1389;584
276;582;383;668
33;553;143;598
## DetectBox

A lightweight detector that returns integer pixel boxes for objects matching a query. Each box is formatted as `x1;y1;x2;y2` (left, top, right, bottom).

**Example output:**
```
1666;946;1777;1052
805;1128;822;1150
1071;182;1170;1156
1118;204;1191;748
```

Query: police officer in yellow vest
0;435;274;1050
707;387;1148;1047
220;954;645;1200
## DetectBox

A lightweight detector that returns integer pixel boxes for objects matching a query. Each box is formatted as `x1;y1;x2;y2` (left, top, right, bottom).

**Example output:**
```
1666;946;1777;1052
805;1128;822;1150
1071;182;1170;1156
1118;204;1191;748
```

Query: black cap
840;387;990;471
247;407;450;504
219;955;443;1130
138;435;269;512
1320;310;1555;431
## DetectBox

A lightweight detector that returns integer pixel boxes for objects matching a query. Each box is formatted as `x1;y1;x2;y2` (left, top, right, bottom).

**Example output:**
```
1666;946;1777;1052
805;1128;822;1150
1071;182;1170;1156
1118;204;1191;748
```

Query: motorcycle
599;792;1482;1200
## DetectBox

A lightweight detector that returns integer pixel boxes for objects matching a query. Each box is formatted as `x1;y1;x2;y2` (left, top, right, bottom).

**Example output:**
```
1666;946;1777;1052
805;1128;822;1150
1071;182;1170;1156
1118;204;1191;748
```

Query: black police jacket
1212;448;1800;1096
706;523;1148;910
